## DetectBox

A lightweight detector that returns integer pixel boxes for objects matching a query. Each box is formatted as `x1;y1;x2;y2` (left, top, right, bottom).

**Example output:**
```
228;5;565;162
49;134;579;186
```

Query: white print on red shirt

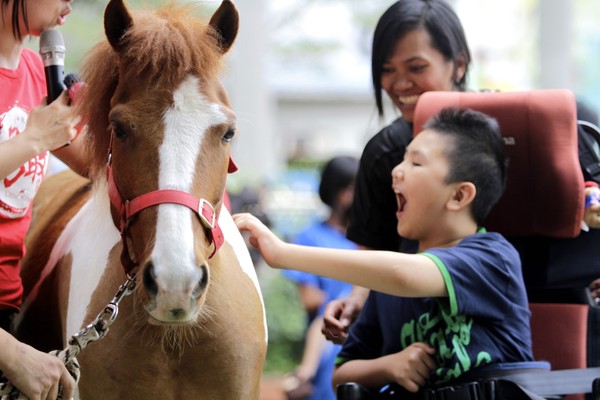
0;104;48;218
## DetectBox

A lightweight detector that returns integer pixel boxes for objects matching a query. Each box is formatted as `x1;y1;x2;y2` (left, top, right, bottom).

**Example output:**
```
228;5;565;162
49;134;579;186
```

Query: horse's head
78;0;240;325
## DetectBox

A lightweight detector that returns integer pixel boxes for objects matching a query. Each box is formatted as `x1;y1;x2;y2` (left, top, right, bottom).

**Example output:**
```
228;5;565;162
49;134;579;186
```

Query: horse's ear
209;0;239;54
104;0;134;52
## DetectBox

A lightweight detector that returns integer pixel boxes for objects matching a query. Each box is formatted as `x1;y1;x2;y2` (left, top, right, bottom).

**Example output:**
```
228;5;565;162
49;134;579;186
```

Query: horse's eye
222;127;236;143
112;124;128;140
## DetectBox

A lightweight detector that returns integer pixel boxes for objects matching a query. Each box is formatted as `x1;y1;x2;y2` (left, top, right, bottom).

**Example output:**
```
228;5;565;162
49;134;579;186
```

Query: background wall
48;0;600;184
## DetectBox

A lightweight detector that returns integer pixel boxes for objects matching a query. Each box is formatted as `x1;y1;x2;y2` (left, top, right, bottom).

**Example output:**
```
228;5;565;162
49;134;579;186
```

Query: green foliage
259;267;307;373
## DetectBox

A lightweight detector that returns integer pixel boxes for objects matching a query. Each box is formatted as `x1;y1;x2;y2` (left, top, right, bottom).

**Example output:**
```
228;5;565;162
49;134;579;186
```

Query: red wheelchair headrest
413;89;584;238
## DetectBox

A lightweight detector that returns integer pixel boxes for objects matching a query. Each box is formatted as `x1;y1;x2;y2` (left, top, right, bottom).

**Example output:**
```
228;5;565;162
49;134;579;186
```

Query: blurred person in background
282;155;359;400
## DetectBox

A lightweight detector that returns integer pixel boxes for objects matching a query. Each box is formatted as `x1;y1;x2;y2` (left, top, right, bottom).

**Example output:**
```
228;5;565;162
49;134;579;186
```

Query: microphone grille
40;29;65;53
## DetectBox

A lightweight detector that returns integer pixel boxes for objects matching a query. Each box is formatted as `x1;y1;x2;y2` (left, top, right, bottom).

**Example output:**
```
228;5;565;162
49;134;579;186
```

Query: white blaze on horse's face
147;75;227;324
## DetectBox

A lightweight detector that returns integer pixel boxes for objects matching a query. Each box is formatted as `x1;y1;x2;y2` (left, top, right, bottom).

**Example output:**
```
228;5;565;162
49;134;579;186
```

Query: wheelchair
336;90;600;400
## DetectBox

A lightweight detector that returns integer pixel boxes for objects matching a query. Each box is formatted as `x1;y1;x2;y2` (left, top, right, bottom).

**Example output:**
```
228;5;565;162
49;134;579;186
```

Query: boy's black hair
424;107;507;225
1;0;27;41
319;156;359;208
372;0;471;117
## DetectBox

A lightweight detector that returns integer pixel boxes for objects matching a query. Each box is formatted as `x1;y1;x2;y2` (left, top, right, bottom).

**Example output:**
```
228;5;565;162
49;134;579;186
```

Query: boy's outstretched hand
233;213;285;268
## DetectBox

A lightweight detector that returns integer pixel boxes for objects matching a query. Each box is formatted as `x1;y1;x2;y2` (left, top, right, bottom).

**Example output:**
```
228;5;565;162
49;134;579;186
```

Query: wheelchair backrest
413;89;584;239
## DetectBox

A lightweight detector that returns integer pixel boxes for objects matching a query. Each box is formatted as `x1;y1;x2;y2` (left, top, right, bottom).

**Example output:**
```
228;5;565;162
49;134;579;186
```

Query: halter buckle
198;198;216;229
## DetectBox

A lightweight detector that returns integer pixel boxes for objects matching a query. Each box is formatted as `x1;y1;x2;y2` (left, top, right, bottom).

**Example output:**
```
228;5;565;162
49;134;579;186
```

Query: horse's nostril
143;261;158;296
193;264;209;299
170;308;185;318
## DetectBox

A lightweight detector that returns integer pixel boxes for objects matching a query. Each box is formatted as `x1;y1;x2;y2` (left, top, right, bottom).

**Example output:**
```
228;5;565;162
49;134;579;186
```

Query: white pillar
224;0;283;186
538;0;573;89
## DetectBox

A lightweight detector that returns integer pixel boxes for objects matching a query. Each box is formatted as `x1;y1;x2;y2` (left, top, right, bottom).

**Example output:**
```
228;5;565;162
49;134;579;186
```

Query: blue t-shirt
284;220;356;312
336;231;533;386
284;220;357;400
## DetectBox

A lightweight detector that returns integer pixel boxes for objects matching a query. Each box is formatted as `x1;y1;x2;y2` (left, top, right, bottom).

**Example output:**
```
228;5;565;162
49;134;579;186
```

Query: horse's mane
76;2;226;178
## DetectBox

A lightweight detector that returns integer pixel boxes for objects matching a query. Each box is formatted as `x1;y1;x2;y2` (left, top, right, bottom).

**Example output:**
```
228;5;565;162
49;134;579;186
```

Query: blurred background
38;0;600;387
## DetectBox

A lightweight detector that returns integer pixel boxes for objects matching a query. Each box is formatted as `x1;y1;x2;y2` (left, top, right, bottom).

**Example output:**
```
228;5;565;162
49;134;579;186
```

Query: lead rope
0;274;137;400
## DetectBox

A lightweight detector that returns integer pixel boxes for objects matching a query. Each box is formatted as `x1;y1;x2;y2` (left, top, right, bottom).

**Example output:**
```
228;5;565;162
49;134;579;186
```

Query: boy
234;107;534;393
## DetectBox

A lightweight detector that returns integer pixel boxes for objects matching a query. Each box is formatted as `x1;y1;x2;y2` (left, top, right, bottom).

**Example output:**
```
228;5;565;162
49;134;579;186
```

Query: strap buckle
199;198;216;229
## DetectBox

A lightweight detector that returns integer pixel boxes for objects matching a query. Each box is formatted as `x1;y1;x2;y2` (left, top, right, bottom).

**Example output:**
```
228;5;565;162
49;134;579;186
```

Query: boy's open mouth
396;193;407;213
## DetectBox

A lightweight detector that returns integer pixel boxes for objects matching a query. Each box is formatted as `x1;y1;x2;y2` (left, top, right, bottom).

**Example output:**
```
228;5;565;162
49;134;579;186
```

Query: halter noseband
105;136;236;275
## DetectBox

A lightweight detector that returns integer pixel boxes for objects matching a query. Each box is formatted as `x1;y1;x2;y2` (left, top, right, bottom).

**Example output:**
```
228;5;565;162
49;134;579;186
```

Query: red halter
106;139;237;275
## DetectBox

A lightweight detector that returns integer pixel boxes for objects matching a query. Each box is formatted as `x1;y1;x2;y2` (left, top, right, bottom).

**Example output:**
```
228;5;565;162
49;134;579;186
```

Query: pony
12;0;267;398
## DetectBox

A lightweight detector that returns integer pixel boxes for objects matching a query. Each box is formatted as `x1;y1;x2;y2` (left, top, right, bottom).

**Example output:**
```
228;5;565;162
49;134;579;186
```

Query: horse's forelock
77;2;227;180
124;4;224;86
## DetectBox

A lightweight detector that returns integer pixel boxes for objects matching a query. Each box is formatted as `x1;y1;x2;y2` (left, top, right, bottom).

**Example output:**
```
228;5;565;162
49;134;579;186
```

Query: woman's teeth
398;95;419;105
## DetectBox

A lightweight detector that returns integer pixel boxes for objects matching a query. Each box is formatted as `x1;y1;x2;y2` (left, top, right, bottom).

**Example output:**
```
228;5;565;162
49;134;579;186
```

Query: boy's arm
235;212;447;298
332;343;437;393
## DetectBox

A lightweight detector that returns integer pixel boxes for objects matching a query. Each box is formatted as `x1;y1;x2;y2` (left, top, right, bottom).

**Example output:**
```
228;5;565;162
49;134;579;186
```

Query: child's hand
233;212;284;268
584;182;600;229
383;343;437;393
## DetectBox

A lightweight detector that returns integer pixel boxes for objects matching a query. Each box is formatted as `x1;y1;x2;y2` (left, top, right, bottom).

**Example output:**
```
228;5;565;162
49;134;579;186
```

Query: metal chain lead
70;273;137;353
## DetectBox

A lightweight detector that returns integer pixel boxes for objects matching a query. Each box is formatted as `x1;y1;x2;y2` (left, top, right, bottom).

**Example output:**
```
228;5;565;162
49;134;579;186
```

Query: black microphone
39;29;66;103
